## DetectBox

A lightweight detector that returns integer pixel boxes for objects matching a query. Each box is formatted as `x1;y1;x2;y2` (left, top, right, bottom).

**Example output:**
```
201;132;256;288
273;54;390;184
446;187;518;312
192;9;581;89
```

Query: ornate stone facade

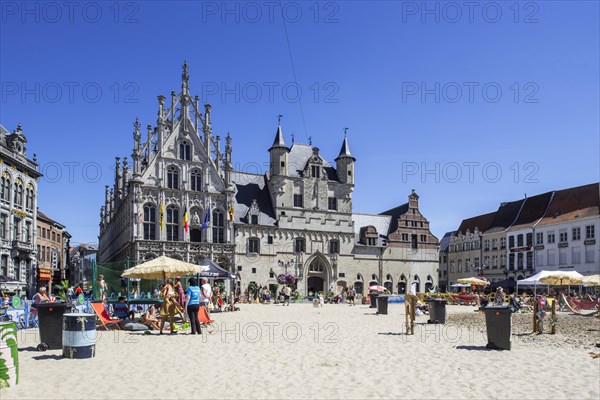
98;65;440;295
0;123;41;295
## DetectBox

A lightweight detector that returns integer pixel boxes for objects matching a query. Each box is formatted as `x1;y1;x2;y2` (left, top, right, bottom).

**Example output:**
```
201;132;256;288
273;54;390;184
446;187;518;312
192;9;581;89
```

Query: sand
2;304;599;400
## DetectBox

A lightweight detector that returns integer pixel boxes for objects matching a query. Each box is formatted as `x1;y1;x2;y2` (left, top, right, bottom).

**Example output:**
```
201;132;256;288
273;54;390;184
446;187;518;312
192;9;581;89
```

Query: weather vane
344;127;349;137
278;114;283;125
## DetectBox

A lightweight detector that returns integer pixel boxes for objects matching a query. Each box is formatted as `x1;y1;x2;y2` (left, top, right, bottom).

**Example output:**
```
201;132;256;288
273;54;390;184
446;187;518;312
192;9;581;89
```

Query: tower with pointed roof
335;134;355;185
268;117;289;177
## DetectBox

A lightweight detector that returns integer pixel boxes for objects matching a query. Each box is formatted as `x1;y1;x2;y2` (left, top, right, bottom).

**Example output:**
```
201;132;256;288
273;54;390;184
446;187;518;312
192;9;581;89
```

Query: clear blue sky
1;1;598;244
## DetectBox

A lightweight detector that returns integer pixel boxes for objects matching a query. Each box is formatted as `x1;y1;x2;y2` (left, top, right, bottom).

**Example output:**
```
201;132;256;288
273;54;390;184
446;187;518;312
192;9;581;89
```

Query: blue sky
1;1;598;244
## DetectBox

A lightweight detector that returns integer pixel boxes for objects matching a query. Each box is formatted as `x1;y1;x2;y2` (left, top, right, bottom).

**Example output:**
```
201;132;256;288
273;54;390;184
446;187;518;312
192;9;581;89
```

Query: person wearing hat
494;287;504;306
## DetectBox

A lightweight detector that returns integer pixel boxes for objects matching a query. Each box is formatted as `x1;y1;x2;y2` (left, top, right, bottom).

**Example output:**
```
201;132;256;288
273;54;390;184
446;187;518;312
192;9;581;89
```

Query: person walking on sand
185;277;202;335
283;285;292;306
349;286;356;306
159;279;179;335
175;277;187;322
200;278;212;310
98;275;107;300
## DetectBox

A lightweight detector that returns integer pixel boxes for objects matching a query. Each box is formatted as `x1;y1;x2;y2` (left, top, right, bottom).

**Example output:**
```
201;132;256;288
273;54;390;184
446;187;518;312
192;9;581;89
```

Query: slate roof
538;183;599;225
378;203;409;235
287;143;338;181
509;191;553;229
457;211;496;236
439;231;456;252
351;213;391;244
335;136;355;161
269;125;288;150
232;171;277;226
486;199;525;231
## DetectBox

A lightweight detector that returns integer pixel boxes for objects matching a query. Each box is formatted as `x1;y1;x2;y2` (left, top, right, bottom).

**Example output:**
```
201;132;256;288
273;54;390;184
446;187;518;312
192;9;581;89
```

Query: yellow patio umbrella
457;277;490;286
581;274;600;287
539;273;583;286
121;255;208;280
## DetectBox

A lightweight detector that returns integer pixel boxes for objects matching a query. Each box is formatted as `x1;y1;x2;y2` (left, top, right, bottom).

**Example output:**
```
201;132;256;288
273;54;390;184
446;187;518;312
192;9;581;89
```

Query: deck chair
198;306;215;334
561;294;599;317
91;303;123;330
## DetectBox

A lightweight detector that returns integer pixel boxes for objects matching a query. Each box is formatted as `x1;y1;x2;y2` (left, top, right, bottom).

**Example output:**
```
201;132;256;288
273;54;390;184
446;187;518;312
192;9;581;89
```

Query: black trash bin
34;302;71;351
427;299;447;324
376;295;389;315
483;305;512;350
369;293;378;308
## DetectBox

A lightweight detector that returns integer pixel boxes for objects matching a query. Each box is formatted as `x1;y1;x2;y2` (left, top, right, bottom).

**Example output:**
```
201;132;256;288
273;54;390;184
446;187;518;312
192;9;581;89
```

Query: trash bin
63;313;96;359
376;295;389;315
0;321;18;387
33;302;71;351
427;299;447;324
483;306;512;350
369;293;378;308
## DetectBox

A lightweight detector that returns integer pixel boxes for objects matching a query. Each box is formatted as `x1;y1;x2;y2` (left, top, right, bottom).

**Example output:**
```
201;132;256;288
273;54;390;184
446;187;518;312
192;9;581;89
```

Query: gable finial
309;136;312;146
291;133;295;143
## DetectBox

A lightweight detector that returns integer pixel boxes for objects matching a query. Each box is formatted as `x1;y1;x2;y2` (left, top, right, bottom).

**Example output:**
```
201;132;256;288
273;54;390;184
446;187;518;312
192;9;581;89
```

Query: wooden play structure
533;299;557;334
405;294;418;335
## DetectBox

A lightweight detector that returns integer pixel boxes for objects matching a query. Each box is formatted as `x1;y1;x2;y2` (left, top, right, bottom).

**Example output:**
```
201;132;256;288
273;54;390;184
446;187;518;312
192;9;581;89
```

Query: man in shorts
283;285;292;306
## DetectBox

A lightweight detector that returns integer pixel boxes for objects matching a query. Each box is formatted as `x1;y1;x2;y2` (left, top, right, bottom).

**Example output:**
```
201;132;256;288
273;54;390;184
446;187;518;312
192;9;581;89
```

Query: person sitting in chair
113;297;135;320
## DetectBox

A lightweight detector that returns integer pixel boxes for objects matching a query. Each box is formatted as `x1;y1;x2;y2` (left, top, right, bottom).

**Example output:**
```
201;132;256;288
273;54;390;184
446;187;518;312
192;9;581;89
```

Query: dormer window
360;226;378;246
179;141;191;160
311;165;320;178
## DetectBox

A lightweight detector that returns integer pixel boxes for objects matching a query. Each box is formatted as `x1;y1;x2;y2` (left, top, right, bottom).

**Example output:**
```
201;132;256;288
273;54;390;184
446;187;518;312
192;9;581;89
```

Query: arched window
309;260;324;272
212;209;225;243
166;205;179;241
25;184;34;211
294;237;306;253
190;169;202;192
1;175;10;203
143;204;157;240
167;166;179;189
13;180;23;208
179;141;191;160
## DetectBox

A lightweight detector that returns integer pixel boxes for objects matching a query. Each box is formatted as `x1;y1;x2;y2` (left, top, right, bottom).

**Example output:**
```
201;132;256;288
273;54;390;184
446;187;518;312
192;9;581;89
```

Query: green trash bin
426;299;447;324
369;293;378;308
376;295;389;315
483;306;512;350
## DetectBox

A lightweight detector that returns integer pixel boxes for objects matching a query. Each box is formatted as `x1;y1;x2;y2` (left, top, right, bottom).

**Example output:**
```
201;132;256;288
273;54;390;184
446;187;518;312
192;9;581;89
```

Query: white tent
516;270;584;292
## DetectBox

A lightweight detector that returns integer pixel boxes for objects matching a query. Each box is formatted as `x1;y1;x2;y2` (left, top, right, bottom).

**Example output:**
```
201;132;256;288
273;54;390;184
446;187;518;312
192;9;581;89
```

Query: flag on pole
228;203;234;222
137;205;143;223
201;207;210;229
183;207;189;233
159;203;165;231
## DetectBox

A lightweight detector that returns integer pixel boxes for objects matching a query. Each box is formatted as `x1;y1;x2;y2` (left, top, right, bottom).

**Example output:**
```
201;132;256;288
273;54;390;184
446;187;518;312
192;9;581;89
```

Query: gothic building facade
98;65;440;294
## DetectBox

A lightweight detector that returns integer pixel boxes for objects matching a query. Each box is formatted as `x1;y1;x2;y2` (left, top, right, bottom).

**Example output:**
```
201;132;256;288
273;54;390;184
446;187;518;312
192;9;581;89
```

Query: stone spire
224;133;232;187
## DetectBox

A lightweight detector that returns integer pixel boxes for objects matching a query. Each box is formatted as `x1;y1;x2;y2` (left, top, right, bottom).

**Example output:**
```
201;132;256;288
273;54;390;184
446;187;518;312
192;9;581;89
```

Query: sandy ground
2;303;599;400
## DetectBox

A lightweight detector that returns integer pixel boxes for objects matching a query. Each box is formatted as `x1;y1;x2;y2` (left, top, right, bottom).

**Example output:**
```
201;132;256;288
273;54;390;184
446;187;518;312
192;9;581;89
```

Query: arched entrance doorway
305;253;330;296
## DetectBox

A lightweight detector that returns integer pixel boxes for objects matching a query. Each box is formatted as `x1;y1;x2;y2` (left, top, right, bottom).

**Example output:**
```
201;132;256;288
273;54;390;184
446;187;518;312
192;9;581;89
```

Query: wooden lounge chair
198;306;215;334
91;302;123;330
